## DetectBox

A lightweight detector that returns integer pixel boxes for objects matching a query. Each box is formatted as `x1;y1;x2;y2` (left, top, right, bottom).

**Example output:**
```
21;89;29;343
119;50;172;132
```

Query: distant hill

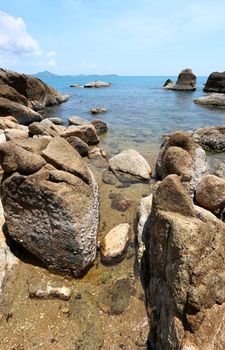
32;71;59;78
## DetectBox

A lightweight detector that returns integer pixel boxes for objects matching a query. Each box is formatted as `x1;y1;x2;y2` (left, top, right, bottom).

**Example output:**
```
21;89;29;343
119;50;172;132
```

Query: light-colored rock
0;137;99;276
101;223;130;263
0;116;21;130
163;79;174;89
28;277;72;300
194;93;225;108
4;128;29;141
195;174;225;215
109;149;151;180
143;175;225;349
29;121;59;137
68;116;89;126
40;118;65;134
193;126;225;152
61;124;99;145
84;81;111;88
0;133;6;144
47;117;64;125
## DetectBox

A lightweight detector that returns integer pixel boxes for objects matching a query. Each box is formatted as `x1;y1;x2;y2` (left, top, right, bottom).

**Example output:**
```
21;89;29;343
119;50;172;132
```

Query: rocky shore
0;68;225;350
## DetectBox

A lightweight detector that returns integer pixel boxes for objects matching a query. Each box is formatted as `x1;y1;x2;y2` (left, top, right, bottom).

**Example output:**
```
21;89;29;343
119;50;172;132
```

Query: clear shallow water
40;75;225;157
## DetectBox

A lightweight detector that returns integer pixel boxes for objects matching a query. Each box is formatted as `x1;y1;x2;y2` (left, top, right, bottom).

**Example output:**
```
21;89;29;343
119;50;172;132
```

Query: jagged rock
0;84;28;106
193;126;225;152
203;71;225;93
100;223;130;263
65;136;89;157
68;116;89;126
84;81;111;88
28;121;58;137
168;68;196;91
143;174;225;349
163;79;174;89
0;97;42;125
61;125;99;145
90;107;107;114
28;276;72;300
109;149;151;180
155;131;208;195
91;120;108;134
194;93;225;108
0;137;99;276
195;174;225;215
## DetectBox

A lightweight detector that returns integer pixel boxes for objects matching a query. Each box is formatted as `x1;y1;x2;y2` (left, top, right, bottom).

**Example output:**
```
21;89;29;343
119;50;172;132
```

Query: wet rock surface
193;125;225;151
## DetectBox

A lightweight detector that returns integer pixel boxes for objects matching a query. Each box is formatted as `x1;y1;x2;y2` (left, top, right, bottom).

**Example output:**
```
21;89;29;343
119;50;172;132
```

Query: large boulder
195;174;225;215
142;175;225;349
0;137;99;276
193;126;225;151
193;93;225;108
109;149;151;180
0;97;41;125
203;71;225;93
155;131;208;195
166;69;196;91
0;68;68;124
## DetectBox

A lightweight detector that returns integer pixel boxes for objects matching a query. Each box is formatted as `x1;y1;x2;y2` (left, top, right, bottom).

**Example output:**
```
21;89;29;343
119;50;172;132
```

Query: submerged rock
28;276;72;300
110;193;133;212
100;223;130;263
98;278;134;315
90;107;107;114
203;71;225;93
0;137;99;276
68;116;89;126
91;119;108;134
84;81;111;88
143;174;225;349
194;93;225;108
109;149;151;180
193;126;225;151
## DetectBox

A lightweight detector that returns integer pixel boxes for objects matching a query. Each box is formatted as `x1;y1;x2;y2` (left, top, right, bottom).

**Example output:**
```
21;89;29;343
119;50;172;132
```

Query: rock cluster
84;81;111;88
163;68;196;91
0;68;68;124
0;136;99;276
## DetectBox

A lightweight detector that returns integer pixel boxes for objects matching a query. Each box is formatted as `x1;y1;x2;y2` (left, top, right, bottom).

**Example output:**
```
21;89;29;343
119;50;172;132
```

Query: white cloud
46;51;56;58
0;11;41;56
78;60;97;70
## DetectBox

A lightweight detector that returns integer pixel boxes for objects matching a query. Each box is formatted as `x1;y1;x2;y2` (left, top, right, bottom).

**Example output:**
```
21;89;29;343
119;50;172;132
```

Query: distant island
32;71;118;77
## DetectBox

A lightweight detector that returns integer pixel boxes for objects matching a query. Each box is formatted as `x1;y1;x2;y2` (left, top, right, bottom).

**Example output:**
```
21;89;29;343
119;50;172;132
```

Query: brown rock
0;97;42;125
28;121;59;137
4;128;29;141
0;141;46;174
195;174;225;215
11;137;50;154
143;175;225;349
0;84;28;106
91;119;108;135
64;136;89;157
193;126;225;151
61;124;99;145
171;68;196;91
0;116;21;130
41;136;91;183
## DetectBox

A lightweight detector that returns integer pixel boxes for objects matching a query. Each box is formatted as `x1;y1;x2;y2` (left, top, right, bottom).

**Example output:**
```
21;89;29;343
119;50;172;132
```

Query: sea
40;75;225;161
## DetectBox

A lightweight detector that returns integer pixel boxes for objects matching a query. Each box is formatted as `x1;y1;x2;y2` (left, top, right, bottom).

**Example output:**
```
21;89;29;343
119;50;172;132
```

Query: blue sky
0;0;225;75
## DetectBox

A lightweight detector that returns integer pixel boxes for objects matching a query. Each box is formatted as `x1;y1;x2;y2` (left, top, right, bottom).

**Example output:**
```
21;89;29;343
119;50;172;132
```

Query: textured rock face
193;126;225;151
166;69;196;91
193;93;225;108
109;149;152;180
144;175;225;349
195;174;225;215
61;125;99;145
155;131;208;194
0;68;68;124
203;71;225;93
0;137;99;276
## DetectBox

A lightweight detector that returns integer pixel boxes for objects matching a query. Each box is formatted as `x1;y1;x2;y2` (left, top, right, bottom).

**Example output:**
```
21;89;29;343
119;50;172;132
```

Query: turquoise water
40;75;225;157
